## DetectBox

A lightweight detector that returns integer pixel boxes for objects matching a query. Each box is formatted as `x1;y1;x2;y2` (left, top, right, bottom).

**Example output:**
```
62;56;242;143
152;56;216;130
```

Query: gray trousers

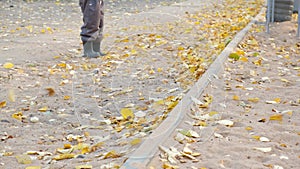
79;0;104;43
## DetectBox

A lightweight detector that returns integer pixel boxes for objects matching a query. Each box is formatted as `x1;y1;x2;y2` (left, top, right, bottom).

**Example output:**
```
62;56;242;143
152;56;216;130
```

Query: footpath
1;0;292;169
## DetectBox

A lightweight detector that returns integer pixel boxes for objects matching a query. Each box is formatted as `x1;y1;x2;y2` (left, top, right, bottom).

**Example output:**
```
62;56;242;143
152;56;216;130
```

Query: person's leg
93;0;106;56
80;0;101;58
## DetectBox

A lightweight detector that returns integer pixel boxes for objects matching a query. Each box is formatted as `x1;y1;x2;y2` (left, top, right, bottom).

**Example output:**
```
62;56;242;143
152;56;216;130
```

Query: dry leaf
162;163;179;169
120;108;134;120
259;137;270;142
269;114;283;121
3;62;14;69
8;89;15;102
63;95;71;100
232;95;240;101
253;147;272;153
53;154;75;160
130;138;142;146
245;126;253;131
75;165;93;169
16;154;32;164
46;87;55;96
25;167;41;169
38;106;48;112
178;129;200;138
12;112;24;121
0;101;6;108
174;133;186;143
103;150;121;159
248;97;259;103
216;120;234;127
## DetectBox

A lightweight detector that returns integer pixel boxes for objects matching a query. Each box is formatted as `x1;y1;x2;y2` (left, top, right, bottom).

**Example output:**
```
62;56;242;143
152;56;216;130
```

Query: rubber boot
93;39;106;56
82;41;100;58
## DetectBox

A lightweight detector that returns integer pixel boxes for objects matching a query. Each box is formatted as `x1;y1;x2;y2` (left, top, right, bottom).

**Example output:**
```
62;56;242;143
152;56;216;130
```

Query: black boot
93;39;106;56
82;41;100;58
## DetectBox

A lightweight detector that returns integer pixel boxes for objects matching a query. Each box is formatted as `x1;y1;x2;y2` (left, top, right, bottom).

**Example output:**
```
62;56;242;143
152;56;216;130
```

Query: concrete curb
121;7;264;169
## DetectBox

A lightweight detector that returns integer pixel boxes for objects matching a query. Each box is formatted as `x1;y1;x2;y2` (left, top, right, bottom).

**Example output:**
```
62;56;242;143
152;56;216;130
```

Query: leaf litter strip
121;5;266;169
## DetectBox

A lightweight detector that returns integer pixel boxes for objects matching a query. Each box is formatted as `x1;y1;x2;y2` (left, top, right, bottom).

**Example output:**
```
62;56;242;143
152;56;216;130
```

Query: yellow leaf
75;165;93;169
209;111;218;116
53;154;75;160
81;146;90;154
103;150;121;159
245;126;253;131
120;108;134;120
239;57;248;62
38;106;48;112
57;63;66;68
162;163;179;169
25;166;41;169
273;98;281;103
8;89;15;102
252;136;260;140
3;62;14;69
177;46;185;51
130;138;142;146
0;101;6;108
269;114;283;121
46;87;55;96
248;97;260;103
253;58;262;65
40;29;46;33
157;67;163;72
90;142;104;152
280;78;290;83
16;154;32;164
12;112;23;121
232;95;240;100
236;49;245;56
64;144;72;149
63;95;71;100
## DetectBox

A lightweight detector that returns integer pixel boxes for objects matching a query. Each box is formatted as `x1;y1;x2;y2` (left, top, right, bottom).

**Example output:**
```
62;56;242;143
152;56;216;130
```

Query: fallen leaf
8;89;15;102
75;165;93;169
232;95;240;101
162;163;179;169
229;53;240;60
248;97;259;103
245;126;253;131
38;106;48;112
216;120;234;127
46;87;55;96
25;167;41;169
269;114;283;121
16;154;32;164
53;154;75;160
183;144;193;154
214;133;224;138
3;62;14;69
12;112;24;121
266;100;278;104
174;133;186;143
63;95;71;100
253;147;272;153
103;150;121;159
130;138;142;146
259;137;270;142
0;101;6;108
178;129;200;138
120;108;134;120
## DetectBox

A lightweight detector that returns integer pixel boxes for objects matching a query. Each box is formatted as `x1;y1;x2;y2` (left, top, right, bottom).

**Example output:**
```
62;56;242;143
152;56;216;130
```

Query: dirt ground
148;14;300;169
0;0;275;169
